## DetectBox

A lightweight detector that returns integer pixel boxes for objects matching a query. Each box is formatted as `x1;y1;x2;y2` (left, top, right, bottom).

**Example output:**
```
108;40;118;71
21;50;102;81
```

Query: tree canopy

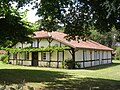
36;0;120;40
90;27;119;48
0;0;34;47
0;0;119;47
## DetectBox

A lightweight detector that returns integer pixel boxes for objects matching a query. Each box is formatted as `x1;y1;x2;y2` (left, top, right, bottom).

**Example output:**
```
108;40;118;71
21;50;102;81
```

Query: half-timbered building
9;31;113;68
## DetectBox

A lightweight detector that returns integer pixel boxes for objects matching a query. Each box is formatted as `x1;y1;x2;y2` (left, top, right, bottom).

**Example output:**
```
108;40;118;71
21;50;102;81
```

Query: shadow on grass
0;69;120;90
45;78;120;90
0;69;69;85
85;62;120;70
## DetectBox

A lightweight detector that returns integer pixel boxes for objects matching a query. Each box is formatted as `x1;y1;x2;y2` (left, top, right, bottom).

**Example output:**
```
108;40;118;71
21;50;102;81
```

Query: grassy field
0;60;120;90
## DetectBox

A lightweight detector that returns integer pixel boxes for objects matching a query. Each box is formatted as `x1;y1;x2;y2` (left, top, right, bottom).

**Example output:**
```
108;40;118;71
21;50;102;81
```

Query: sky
20;0;40;23
12;0;40;23
27;9;40;23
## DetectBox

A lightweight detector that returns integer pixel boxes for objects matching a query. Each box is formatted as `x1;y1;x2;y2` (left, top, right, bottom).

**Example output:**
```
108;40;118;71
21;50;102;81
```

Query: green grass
0;60;120;90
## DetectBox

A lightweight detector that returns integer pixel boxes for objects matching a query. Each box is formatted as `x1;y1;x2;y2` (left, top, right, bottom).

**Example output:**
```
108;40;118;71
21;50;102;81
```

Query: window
41;52;50;61
43;52;46;60
32;40;37;47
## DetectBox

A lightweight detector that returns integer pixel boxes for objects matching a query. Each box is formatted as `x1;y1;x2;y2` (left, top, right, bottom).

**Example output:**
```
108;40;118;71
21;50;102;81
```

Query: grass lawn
0;60;120;90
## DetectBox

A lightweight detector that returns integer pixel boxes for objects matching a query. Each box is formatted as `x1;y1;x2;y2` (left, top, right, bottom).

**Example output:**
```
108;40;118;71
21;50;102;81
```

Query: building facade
9;31;113;68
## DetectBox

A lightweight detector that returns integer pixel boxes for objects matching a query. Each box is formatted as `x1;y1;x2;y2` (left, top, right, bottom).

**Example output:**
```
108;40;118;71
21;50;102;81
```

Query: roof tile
33;31;113;51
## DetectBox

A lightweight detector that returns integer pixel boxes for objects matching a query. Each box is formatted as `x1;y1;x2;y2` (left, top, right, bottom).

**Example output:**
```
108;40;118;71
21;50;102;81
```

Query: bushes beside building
114;47;120;60
62;59;81;69
0;54;9;64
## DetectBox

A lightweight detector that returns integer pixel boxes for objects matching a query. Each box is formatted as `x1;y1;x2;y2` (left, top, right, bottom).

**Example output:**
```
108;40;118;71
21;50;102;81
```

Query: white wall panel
84;62;91;67
39;39;49;48
23;61;31;65
64;50;72;60
75;50;83;61
51;51;57;61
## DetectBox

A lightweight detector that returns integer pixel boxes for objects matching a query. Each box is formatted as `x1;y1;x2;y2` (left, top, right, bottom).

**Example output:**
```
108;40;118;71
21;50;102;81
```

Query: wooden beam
68;50;72;55
47;38;53;43
47;38;53;48
111;51;112;63
21;43;23;48
71;48;75;69
107;51;108;63
57;51;59;68
90;51;92;67
7;51;10;62
83;50;85;68
49;52;51;67
99;51;100;65
37;39;39;48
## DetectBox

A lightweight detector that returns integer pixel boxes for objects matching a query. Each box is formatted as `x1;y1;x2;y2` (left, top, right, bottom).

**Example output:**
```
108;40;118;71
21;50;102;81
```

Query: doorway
32;52;38;66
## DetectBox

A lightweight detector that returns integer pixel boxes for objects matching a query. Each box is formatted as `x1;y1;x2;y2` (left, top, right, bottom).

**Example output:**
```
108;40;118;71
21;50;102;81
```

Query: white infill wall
84;50;91;67
108;51;112;63
75;50;83;68
74;49;112;68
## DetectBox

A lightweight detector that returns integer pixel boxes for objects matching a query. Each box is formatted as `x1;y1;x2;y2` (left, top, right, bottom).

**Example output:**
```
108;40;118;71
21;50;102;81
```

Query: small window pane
42;52;47;60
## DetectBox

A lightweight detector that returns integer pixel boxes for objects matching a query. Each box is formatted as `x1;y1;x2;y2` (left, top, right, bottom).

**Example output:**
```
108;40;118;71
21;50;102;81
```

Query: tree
0;0;119;47
36;0;120;40
90;27;119;48
0;0;34;47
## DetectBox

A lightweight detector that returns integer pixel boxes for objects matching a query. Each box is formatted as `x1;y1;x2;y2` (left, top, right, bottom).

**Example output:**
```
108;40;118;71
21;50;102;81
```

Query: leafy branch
1;46;70;54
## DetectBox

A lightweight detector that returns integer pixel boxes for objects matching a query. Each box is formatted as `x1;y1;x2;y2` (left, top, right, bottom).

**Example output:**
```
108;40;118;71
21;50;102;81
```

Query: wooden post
111;51;112;63
83;50;85;68
107;51;108;64
8;51;10;63
72;48;75;69
90;51;92;67
49;51;51;67
99;51;100;65
37;39;39;48
21;43;23;48
57;51;59;68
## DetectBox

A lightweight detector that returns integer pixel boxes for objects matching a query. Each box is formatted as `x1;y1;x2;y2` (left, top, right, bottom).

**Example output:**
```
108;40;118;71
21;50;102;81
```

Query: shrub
62;59;74;69
0;54;9;64
62;59;81;69
115;47;120;60
61;60;65;68
75;62;81;68
115;56;120;60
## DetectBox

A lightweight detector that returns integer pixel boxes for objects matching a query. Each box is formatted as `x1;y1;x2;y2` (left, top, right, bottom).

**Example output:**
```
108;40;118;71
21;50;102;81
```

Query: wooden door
32;52;38;66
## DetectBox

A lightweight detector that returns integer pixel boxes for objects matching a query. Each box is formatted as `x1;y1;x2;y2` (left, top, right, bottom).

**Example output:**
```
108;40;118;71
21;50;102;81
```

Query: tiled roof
0;50;7;54
33;31;113;51
34;31;50;38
